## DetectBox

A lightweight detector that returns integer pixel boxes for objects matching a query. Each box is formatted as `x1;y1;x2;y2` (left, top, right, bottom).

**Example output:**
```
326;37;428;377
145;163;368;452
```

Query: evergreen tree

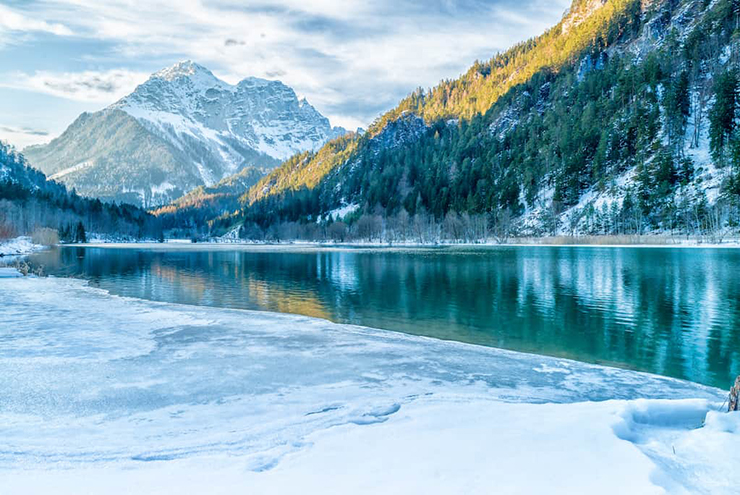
75;222;87;243
664;70;690;153
709;69;738;162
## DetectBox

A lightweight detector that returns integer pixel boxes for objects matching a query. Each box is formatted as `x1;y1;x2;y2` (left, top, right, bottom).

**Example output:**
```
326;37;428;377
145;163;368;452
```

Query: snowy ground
0;236;44;258
0;274;738;494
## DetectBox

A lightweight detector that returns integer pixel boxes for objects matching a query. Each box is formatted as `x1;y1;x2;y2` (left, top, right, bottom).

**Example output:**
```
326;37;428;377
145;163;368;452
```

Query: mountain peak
236;76;283;89
153;60;214;82
561;0;607;35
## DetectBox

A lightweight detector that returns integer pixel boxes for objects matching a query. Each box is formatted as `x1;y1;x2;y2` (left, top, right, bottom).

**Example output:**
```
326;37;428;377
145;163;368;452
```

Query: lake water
28;244;740;389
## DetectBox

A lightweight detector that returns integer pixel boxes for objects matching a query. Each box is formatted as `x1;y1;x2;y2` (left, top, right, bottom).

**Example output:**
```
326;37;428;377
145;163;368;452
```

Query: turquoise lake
28;245;740;389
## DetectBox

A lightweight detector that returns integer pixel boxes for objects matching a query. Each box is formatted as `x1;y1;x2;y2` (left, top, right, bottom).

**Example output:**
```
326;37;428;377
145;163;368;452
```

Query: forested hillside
0;142;160;242
152;166;265;238
184;0;740;243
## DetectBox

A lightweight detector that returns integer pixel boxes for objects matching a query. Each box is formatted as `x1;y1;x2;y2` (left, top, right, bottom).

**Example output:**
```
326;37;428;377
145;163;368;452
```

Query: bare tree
707;201;729;243
412;209;437;244
442;211;464;242
327;221;348;242
467;214;487;242
356;214;383;242
567;207;583;237
490;208;514;244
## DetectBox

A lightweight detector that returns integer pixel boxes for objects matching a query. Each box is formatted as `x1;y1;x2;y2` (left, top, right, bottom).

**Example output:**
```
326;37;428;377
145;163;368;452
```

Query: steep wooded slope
202;0;740;241
0;142;158;239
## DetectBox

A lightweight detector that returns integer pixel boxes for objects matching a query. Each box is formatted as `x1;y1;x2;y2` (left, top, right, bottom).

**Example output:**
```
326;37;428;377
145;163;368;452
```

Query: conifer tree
75;222;87;243
709;69;738;162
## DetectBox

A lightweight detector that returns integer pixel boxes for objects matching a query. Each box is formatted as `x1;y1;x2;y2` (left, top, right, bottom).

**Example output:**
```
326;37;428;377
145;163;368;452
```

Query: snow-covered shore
0;236;44;258
0;274;738;494
71;239;740;253
212;235;740;248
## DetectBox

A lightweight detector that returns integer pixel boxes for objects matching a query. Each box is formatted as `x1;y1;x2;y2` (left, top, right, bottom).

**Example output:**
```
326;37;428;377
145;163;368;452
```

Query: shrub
31;228;59;246
11;259;44;277
0;220;16;241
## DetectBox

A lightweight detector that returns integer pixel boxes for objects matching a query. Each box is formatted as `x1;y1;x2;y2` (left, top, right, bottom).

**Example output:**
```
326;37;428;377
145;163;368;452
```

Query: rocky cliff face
24;61;346;207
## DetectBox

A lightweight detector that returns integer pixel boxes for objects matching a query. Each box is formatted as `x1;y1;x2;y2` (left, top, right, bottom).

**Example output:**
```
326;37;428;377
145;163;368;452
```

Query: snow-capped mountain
24;61;346;207
112;61;345;182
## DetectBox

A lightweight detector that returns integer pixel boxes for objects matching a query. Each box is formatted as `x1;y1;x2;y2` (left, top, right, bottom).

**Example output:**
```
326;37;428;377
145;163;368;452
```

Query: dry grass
549;235;670;246
0;220;16;241
9;259;44;277
31;227;59;246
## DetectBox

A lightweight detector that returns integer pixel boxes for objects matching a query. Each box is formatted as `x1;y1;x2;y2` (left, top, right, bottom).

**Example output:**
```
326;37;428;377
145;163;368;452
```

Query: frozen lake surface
1;274;738;493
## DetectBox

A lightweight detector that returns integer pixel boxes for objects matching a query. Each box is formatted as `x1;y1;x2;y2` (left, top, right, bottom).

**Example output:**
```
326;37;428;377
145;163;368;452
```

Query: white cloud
1;69;149;103
0;124;51;149
2;0;572;129
0;4;73;36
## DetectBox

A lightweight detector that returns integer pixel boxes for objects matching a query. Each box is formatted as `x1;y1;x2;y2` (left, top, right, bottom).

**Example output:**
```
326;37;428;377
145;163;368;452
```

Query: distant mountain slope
203;0;740;241
152;166;265;236
24;61;346;207
0;142;157;239
22;110;198;207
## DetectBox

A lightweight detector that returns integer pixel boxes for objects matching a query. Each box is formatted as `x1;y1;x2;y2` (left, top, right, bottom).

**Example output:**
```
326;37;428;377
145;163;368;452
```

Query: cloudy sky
0;0;571;149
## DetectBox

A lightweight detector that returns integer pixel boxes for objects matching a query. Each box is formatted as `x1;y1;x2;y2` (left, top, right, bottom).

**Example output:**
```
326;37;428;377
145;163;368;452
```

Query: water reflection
28;246;740;388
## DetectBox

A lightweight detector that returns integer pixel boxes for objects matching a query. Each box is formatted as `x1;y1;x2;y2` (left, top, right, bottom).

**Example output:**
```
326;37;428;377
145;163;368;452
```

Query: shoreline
61;238;740;251
4;262;728;389
1;265;718;391
0;236;46;258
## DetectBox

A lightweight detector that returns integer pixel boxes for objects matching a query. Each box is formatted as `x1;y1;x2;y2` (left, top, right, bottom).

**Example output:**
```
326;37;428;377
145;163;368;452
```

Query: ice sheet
0;275;736;494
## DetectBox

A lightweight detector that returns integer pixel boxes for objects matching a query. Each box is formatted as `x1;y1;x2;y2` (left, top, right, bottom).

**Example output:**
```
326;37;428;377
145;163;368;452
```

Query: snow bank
0;236;44;258
0;267;22;278
0;276;736;494
321;203;359;222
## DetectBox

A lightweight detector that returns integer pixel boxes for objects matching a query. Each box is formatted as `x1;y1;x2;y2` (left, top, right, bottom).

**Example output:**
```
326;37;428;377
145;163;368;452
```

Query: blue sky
0;0;571;149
